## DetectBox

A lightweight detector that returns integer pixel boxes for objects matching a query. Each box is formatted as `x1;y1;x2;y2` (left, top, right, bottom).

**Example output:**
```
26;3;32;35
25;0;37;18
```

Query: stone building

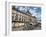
12;6;32;28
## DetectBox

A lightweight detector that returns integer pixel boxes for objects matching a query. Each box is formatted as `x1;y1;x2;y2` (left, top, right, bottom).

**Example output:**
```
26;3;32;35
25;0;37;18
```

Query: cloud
15;6;41;21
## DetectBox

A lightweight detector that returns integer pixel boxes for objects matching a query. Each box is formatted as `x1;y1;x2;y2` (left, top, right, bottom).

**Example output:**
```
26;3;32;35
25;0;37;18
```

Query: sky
15;6;41;22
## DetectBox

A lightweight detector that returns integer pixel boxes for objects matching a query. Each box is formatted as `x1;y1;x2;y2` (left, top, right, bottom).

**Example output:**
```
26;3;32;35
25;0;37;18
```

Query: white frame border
5;1;44;36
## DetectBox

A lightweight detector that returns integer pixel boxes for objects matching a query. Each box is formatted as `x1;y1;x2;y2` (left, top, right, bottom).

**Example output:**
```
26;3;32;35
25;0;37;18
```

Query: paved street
12;24;41;31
